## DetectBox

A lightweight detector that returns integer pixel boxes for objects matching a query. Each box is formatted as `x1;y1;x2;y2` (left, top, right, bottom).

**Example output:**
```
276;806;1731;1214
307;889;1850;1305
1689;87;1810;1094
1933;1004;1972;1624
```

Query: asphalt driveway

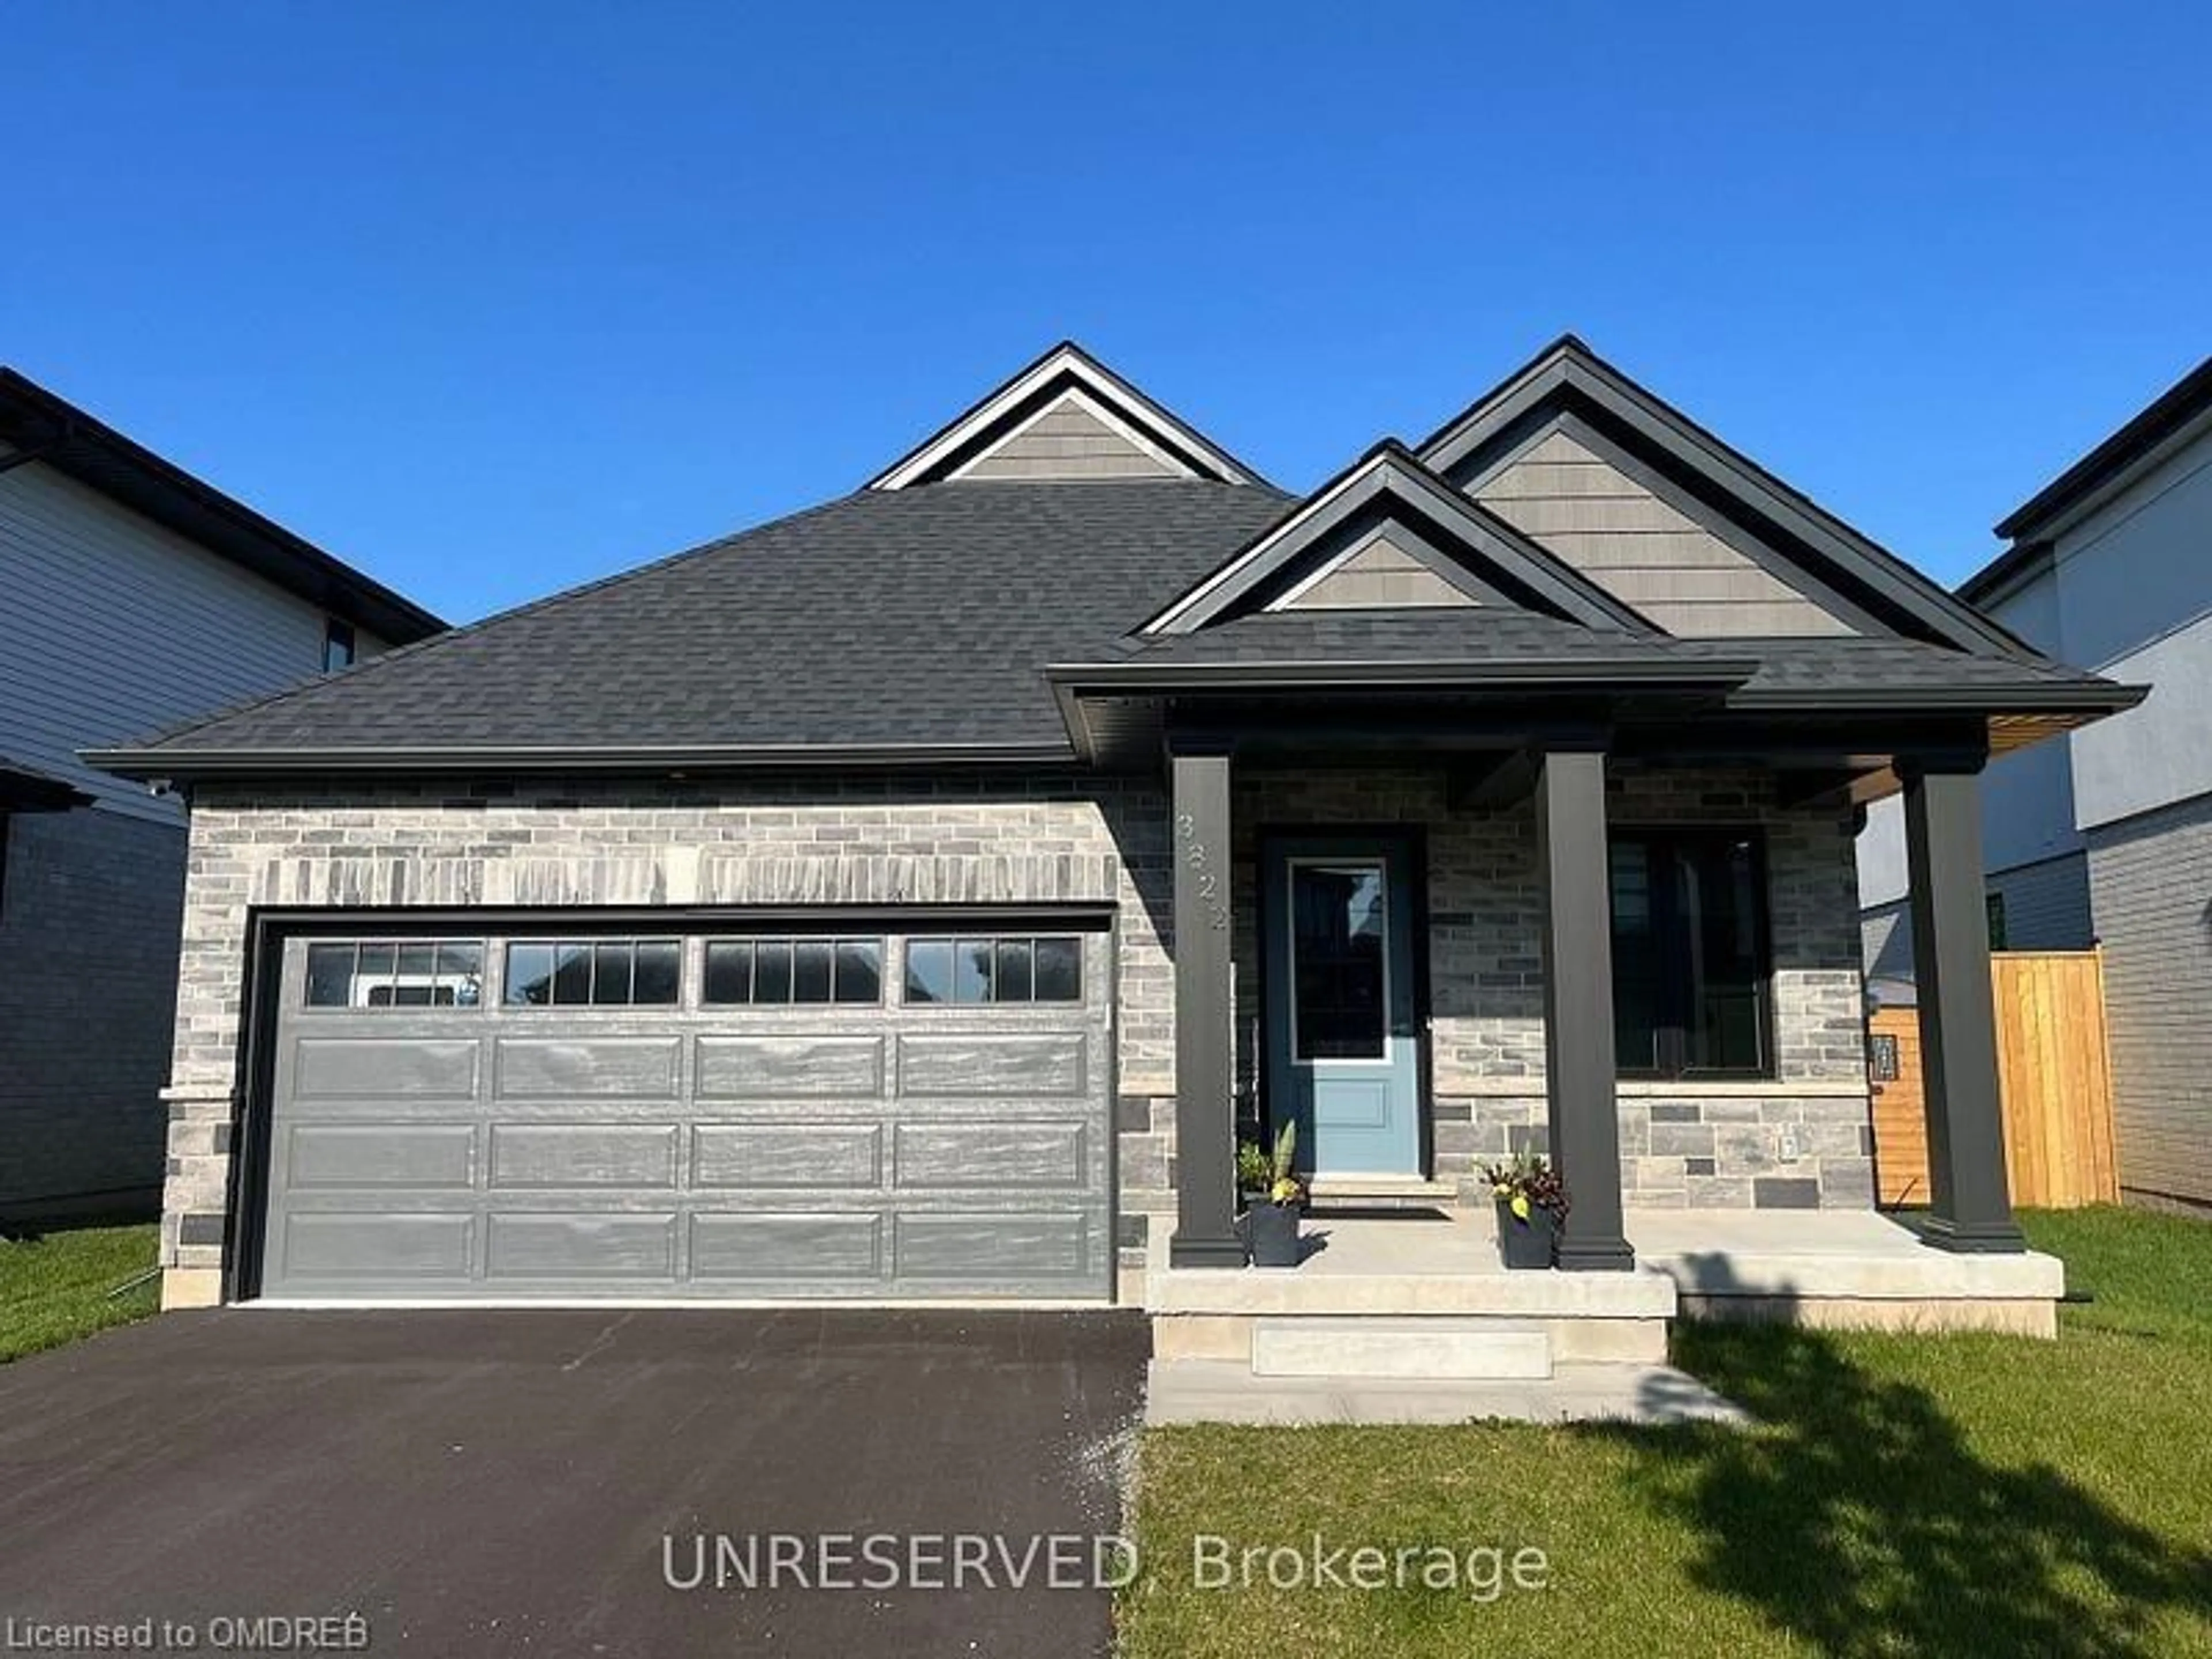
0;1308;1149;1657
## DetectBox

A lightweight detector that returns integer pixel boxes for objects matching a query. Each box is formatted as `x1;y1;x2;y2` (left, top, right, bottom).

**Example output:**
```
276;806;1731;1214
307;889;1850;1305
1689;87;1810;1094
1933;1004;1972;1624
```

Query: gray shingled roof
112;480;1290;757
100;475;2131;773
1107;610;1706;668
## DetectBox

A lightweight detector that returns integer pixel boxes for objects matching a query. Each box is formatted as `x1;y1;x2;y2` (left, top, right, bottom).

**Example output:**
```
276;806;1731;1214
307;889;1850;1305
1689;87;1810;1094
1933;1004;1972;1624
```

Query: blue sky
3;3;2206;624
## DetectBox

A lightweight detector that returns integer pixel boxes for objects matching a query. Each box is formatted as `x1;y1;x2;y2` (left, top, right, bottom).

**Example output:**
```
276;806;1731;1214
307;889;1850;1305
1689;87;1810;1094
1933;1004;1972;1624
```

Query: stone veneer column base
162;1268;224;1310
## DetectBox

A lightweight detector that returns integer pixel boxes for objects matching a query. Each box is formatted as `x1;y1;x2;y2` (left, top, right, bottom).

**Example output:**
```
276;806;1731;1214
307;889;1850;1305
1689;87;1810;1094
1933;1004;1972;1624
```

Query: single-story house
1;368;442;1224
92;338;2138;1346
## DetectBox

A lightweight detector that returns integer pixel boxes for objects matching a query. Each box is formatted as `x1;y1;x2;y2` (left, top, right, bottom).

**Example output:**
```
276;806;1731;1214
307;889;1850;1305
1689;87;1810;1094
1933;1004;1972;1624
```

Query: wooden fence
1868;949;2120;1209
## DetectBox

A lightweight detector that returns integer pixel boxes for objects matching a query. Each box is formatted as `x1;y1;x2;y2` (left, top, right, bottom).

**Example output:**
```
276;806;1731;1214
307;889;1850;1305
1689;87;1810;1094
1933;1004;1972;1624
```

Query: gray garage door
256;922;1114;1302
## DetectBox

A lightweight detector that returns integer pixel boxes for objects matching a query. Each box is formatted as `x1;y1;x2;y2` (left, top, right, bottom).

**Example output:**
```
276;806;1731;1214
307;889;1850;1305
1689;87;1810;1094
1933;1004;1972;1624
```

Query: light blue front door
1262;836;1422;1177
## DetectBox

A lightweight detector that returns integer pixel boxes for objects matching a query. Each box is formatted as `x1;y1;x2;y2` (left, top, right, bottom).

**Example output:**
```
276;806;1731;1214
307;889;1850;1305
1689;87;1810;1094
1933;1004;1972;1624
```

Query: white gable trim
868;344;1259;490
943;384;1191;481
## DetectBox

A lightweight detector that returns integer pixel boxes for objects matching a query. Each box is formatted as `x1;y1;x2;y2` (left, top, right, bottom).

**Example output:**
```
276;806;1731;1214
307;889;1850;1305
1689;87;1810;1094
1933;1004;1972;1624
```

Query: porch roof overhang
1047;652;2146;800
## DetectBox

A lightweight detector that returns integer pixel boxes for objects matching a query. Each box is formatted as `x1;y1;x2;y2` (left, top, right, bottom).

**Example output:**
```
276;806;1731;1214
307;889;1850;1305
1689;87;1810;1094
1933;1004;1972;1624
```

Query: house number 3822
1175;813;1230;931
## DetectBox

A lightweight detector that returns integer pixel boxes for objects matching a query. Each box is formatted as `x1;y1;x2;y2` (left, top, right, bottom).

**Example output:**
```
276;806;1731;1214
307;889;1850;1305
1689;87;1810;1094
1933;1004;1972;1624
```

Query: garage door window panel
305;939;487;1009
503;939;681;1008
903;936;1084;1005
702;938;883;1006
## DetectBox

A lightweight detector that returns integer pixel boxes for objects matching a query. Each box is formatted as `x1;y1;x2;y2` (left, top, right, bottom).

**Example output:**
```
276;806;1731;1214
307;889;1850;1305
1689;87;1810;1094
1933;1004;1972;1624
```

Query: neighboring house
88;338;2137;1317
1;369;443;1223
1860;354;2212;1213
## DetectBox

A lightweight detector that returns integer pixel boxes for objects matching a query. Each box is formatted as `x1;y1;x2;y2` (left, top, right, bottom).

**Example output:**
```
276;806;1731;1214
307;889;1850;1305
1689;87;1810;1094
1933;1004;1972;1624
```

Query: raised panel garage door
255;923;1115;1301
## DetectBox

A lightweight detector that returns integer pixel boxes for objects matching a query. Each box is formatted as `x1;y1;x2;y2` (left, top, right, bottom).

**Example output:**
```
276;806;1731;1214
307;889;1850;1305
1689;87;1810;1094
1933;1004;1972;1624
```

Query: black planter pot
1245;1200;1302;1268
1495;1198;1557;1270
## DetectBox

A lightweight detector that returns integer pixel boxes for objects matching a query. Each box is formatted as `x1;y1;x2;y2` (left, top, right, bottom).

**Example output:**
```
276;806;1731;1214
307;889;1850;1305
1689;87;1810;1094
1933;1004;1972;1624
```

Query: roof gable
1468;422;1873;637
866;342;1263;489
1139;441;1656;635
1416;336;2021;654
1276;525;1488;611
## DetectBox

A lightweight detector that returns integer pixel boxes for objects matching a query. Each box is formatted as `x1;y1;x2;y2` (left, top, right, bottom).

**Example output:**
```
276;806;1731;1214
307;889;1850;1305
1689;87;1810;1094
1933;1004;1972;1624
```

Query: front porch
1143;1205;2065;1424
1160;738;2031;1269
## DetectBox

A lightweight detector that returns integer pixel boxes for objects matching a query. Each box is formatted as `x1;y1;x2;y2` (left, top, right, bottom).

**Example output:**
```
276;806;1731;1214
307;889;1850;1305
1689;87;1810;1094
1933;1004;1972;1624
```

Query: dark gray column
1168;747;1244;1268
1902;760;2025;1253
1536;749;1635;1270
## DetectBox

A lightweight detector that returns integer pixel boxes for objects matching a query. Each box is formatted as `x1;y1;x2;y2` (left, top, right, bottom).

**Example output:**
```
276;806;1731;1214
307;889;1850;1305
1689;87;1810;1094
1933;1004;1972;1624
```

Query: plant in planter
1482;1153;1569;1270
1241;1122;1305;1268
1235;1139;1274;1202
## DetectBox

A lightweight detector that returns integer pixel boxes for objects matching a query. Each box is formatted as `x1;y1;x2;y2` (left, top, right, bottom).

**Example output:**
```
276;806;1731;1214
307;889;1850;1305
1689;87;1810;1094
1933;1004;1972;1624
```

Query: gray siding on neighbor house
0;449;396;1216
0;808;184;1214
1471;431;1859;638
1858;851;2090;987
955;395;1183;480
0;451;389;823
2086;794;2212;1209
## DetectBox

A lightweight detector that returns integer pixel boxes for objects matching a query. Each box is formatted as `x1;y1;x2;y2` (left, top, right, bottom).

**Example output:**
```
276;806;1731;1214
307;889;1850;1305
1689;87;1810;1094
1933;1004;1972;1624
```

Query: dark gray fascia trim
1415;342;2025;657
82;740;1078;782
0;368;444;644
1050;655;1758;695
1727;681;2148;715
1994;354;2212;541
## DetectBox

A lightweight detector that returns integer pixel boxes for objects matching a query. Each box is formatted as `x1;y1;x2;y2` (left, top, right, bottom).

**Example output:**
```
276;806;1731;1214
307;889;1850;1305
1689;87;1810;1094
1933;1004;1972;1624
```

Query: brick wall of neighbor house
0;807;185;1219
1229;764;1874;1210
155;774;1181;1298
2085;793;2212;1211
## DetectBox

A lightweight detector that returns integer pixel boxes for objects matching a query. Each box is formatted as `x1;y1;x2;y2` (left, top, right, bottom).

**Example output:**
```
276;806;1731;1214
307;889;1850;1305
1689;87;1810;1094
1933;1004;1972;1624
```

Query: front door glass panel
1289;861;1389;1060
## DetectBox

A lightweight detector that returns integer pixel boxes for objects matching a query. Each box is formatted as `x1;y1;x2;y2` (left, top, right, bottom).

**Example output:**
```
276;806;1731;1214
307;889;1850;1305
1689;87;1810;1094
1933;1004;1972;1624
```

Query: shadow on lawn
1606;1300;2212;1658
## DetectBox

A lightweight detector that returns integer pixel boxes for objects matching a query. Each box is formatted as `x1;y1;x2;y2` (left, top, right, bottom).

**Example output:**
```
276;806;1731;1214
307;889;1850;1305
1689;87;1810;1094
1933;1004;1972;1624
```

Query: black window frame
700;935;884;1006
1608;825;1775;1081
304;937;487;1010
902;934;1084;1006
501;937;682;1009
323;618;357;673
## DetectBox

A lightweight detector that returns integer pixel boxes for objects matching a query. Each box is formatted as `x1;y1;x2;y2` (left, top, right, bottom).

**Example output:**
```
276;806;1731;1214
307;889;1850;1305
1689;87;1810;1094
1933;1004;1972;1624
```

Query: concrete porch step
1253;1317;1551;1381
1145;1358;1749;1427
1304;1176;1461;1211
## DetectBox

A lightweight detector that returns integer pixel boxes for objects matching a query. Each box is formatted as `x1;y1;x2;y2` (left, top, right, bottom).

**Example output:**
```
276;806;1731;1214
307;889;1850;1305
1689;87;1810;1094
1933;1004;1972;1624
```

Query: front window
1609;829;1771;1078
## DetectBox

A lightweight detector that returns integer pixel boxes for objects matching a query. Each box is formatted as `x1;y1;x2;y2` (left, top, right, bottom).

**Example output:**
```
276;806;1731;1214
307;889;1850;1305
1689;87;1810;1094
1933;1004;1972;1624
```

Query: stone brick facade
1;805;183;1220
158;772;1179;1296
157;761;1873;1301
1228;763;1873;1211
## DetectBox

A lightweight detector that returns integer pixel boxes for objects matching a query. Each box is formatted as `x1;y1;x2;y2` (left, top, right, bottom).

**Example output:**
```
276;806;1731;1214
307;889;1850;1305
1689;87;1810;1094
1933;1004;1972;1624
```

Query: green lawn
1122;1207;2212;1657
0;1222;160;1363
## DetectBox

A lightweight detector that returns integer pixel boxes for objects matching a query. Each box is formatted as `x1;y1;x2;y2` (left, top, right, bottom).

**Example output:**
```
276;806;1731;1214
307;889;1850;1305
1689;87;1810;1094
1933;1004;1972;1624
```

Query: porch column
1168;745;1244;1267
1536;749;1635;1270
1902;759;2025;1252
